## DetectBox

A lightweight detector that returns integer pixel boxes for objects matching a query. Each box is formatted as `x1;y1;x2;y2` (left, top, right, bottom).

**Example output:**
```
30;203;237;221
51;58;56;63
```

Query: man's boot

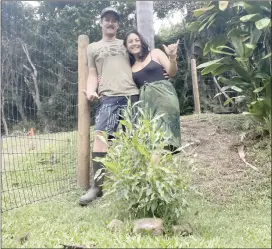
79;152;106;206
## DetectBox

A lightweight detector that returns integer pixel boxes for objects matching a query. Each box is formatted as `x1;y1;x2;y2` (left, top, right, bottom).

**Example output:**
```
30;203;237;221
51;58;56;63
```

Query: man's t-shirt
87;39;139;96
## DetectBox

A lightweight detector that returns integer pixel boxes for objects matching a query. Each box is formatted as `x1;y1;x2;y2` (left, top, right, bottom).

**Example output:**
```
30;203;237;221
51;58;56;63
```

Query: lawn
1;114;271;248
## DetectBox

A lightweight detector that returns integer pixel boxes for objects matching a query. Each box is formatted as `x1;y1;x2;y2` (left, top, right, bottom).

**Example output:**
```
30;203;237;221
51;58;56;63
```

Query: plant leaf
219;1;229;11
255;18;271;30
227;29;244;57
253;87;264;93
211;64;233;76
250;28;262;45
224;97;233;106
231;86;243;92
210;47;234;56
260;52;271;60
188;21;201;32
203;35;227;55
201;63;222;75
193;5;215;17
196;58;224;69
240;13;260;22
218;76;235;86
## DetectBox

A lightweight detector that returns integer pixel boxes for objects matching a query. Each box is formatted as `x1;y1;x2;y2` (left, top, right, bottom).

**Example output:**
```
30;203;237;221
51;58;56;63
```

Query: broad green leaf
254;73;270;80
219;1;229;11
217;45;235;52
231;76;244;83
201;63;222;75
233;2;259;14
224;97;233;106
196;58;224;69
214;92;223;98
218;76;236;86
260;52;271;60
199;21;209;32
200;14;212;24
211;64;233;76
210;47;234;56
250;29;262;45
255;18;271;30
260;5;271;13
244;43;256;57
221;86;231;91
227;28;241;38
245;43;256;50
253;87;264;93
203;35;227;56
228;29;244;57
234;95;246;103
188;21;201;32
232;61;252;82
231;86;243;92
207;18;216;29
208;12;217;22
242;35;250;42
193;5;215;17
240;14;260;22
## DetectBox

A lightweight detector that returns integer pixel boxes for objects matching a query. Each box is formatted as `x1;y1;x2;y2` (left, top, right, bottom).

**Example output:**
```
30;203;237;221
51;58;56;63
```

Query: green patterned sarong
139;80;181;150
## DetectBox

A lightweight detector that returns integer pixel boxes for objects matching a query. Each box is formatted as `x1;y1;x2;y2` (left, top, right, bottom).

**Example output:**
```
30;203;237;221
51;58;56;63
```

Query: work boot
79;152;106;206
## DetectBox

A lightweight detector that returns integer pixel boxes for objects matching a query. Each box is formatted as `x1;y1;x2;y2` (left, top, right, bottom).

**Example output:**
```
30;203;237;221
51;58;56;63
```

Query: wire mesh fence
1;0;237;212
1;1;79;212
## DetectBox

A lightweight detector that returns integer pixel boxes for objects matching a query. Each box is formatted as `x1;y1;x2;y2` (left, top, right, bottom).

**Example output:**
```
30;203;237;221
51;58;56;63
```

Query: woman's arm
152;40;179;77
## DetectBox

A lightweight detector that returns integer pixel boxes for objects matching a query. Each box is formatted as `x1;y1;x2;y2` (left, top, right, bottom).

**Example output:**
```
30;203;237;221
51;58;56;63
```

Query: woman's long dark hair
123;30;150;66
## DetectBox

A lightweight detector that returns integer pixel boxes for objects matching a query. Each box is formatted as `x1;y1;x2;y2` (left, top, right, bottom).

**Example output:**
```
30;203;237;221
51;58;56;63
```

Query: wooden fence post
77;35;90;190
191;58;201;114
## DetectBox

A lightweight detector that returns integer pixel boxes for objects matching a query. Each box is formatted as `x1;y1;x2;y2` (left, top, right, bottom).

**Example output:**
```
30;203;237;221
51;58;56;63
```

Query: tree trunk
21;42;42;113
136;1;155;49
1;92;9;136
16;99;27;122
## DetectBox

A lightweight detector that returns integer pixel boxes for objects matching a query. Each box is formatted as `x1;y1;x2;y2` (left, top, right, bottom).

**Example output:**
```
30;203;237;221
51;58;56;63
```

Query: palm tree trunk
136;1;155;49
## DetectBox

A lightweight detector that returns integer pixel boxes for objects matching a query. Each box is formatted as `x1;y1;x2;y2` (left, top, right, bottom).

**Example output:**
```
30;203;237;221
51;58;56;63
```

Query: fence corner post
77;35;90;190
191;58;201;114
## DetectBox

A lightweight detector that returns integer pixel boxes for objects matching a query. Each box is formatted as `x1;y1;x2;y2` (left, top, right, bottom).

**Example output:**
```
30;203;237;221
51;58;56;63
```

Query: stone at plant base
107;219;124;232
133;218;164;236
172;222;193;236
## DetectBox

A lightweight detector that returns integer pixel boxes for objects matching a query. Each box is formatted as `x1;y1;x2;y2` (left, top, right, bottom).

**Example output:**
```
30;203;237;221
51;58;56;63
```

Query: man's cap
100;7;120;21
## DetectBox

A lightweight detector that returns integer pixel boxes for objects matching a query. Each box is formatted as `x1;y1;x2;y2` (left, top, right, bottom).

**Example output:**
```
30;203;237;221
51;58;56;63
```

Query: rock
107;219;124;232
172;222;193;236
133;218;164;236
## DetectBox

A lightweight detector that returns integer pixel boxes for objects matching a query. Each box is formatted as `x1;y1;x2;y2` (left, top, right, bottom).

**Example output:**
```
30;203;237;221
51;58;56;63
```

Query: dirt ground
180;114;271;204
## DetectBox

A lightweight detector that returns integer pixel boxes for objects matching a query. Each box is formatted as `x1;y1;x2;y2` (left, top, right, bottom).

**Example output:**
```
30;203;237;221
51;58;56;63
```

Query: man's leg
79;97;120;206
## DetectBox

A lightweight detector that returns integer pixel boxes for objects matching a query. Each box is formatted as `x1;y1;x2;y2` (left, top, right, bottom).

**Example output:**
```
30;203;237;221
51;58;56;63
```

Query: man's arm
85;68;99;101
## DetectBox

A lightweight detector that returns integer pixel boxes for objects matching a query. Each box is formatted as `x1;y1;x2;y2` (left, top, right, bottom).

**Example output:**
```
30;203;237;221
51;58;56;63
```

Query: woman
123;30;181;152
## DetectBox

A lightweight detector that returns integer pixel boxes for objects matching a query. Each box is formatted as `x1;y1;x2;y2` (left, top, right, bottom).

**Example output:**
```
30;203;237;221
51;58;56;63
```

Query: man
79;7;139;205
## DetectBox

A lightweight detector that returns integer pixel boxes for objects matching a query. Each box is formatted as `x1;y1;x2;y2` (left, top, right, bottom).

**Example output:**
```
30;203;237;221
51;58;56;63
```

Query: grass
1;189;271;248
1;131;78;211
1;115;271;248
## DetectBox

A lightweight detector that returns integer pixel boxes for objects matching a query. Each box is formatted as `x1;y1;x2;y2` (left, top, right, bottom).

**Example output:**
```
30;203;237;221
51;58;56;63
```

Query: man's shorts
94;95;139;137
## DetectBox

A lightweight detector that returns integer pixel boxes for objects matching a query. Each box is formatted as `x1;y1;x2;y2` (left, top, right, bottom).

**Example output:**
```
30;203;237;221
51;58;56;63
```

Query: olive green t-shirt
87;39;139;96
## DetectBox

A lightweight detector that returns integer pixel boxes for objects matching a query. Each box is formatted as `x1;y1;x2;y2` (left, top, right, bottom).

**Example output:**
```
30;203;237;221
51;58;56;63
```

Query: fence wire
1;1;78;212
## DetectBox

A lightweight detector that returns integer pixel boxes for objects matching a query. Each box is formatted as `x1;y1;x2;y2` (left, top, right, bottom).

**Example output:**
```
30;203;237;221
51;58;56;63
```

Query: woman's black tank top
132;57;166;88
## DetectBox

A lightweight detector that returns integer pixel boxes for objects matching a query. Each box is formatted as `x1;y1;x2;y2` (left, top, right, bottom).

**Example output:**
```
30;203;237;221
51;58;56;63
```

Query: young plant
94;101;190;226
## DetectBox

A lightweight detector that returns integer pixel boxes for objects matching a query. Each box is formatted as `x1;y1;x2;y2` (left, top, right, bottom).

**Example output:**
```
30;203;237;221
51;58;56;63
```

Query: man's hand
162;39;179;59
82;90;100;102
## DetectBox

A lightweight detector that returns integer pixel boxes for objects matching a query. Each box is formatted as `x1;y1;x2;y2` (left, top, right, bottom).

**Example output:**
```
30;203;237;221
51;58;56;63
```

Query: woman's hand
162;39;179;59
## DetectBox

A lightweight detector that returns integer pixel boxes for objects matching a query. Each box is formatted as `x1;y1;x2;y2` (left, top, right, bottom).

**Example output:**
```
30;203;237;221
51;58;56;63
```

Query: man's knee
93;131;108;152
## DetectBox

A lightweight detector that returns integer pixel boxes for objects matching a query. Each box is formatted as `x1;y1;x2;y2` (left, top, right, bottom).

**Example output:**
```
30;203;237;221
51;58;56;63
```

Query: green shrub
95;102;190;226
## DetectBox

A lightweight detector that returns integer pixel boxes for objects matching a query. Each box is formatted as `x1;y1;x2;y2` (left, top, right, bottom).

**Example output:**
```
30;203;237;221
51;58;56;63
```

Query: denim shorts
94;95;139;137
